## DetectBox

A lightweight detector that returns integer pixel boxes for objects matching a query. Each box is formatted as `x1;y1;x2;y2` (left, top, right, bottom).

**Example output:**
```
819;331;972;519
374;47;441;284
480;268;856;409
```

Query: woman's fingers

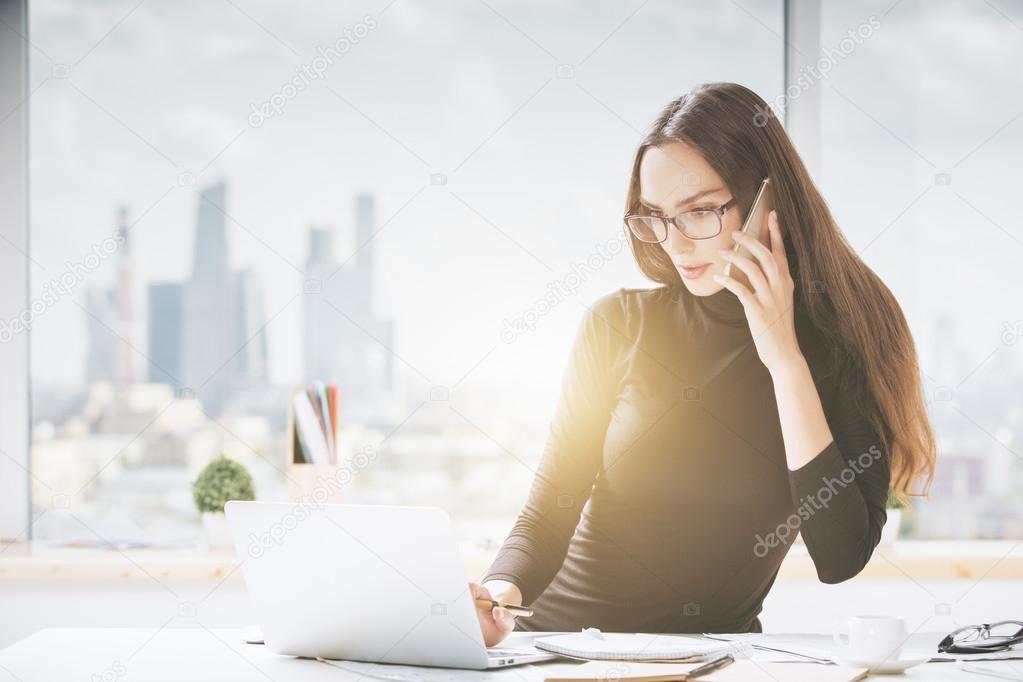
718;249;769;305
731;230;780;289
494;607;515;629
712;272;756;309
469;582;515;646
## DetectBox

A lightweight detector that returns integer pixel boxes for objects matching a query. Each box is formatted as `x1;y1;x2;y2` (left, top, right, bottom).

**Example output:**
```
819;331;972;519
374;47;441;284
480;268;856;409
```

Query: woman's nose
665;226;695;252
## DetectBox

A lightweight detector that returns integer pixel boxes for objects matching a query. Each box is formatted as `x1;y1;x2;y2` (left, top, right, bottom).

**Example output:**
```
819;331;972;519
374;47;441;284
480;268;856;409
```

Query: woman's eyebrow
639;187;725;212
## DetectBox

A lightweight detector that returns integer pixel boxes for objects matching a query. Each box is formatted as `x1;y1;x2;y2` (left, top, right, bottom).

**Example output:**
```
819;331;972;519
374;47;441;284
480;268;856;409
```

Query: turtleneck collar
670;283;748;326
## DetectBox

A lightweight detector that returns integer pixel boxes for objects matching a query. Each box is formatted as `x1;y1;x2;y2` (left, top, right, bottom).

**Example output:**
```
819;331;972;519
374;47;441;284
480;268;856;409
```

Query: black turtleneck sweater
483;285;890;634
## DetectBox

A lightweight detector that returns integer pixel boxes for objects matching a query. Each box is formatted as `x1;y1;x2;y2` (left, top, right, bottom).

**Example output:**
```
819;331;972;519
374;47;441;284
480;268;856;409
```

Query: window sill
0;542;242;584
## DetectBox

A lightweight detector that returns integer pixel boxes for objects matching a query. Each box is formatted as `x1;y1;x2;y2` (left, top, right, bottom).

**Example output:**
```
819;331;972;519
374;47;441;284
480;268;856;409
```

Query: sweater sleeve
482;291;623;605
788;358;891;584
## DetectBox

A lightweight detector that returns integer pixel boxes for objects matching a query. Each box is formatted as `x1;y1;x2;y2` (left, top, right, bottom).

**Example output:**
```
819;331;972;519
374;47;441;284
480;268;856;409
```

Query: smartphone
722;177;773;287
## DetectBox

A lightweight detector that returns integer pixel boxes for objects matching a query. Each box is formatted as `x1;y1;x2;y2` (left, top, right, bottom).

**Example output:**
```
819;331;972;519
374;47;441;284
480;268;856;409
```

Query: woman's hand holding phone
713;210;803;374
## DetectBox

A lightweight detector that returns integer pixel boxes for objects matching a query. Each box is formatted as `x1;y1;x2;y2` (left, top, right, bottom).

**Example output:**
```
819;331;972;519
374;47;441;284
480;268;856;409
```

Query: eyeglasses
937;621;1023;654
624;197;737;243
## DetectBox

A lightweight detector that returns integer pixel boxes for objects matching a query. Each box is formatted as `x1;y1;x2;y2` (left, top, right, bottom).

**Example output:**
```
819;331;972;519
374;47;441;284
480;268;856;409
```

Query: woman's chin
677;267;723;296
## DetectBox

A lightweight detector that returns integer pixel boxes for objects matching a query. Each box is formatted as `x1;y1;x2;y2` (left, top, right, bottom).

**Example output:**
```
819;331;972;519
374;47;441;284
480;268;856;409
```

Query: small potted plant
193;454;255;548
880;490;906;546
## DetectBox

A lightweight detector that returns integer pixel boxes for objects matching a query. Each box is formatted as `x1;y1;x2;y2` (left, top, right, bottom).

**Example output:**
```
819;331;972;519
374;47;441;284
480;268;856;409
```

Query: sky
20;0;1023;417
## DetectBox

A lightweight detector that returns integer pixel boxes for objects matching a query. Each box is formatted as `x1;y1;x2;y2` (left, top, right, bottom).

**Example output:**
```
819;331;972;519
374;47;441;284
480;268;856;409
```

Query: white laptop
224;500;557;669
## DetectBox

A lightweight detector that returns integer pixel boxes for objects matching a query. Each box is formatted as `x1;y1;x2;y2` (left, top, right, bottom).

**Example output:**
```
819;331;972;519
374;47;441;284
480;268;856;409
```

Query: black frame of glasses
937;621;1023;654
623;197;737;243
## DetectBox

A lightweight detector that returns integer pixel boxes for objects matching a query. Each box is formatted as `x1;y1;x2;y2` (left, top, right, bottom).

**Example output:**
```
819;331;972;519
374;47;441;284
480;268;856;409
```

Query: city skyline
79;181;397;420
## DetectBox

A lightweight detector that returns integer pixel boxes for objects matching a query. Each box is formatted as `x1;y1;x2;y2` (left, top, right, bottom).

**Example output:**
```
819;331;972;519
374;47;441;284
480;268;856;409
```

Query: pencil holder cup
286;386;344;504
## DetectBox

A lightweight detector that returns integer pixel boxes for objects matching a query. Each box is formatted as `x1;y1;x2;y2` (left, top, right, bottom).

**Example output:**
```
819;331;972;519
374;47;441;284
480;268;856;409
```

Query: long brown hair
624;82;935;498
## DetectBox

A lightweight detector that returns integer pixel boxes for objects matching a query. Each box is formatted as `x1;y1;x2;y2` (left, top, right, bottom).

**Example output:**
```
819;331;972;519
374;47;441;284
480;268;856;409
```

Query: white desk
0;628;999;681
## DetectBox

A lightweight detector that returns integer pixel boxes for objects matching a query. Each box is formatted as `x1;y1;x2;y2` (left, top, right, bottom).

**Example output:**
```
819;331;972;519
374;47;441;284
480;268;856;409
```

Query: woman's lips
678;263;710;280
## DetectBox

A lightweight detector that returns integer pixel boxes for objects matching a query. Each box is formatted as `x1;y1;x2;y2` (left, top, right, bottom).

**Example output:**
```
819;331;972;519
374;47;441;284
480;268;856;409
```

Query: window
24;0;783;546
811;0;1023;537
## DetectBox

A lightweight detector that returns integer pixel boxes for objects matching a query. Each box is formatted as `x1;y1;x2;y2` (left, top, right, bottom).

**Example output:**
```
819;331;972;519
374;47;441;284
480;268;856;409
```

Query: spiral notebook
533;629;752;662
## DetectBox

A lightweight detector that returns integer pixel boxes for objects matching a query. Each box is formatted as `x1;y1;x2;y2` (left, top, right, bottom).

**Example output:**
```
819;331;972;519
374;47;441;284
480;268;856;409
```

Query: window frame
0;0;31;540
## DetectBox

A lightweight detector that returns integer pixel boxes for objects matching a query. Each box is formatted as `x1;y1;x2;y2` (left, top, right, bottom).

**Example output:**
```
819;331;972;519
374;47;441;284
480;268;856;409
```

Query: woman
470;82;936;644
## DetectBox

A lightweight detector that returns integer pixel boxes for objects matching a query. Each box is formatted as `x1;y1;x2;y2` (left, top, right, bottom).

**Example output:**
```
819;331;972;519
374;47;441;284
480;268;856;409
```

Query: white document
534;628;751;661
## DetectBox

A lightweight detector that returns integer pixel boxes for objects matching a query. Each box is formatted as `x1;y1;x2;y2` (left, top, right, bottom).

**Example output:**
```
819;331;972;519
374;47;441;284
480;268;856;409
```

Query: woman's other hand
469;581;519;647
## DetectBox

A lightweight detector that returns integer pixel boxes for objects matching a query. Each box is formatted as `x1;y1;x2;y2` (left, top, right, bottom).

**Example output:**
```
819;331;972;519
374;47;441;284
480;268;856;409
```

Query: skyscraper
181;181;236;414
136;180;270;411
234;268;269;389
84;207;134;390
147;282;184;386
84;286;116;387
304;194;393;422
114;206;134;392
304;226;337;383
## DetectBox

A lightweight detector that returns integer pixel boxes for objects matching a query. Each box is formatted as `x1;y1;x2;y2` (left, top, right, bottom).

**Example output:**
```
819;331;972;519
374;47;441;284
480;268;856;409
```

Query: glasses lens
626;216;666;242
955;627;984;644
987;622;1023;639
678;209;721;239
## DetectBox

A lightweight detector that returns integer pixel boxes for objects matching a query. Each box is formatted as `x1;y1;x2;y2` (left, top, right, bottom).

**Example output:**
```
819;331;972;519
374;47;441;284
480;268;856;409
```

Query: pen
684;653;734;680
474;598;534;617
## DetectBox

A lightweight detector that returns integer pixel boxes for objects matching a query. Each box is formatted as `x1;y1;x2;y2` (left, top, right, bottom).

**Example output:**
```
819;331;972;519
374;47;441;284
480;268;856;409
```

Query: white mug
833;615;907;661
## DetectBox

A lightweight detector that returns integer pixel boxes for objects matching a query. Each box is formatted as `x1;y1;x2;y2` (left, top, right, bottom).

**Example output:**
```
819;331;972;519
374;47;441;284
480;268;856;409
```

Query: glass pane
817;0;1023;538
28;0;783;546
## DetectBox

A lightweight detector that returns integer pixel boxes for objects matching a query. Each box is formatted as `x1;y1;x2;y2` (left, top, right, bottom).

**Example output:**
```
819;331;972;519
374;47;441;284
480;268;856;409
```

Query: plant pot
201;511;234;549
880;508;902;546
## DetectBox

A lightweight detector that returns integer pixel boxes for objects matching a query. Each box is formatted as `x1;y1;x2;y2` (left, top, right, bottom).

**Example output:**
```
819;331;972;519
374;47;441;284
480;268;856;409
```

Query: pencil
474;598;534;617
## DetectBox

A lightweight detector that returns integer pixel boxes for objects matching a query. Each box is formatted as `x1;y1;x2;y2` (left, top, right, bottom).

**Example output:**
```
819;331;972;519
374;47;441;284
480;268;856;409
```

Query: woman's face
637;141;742;296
